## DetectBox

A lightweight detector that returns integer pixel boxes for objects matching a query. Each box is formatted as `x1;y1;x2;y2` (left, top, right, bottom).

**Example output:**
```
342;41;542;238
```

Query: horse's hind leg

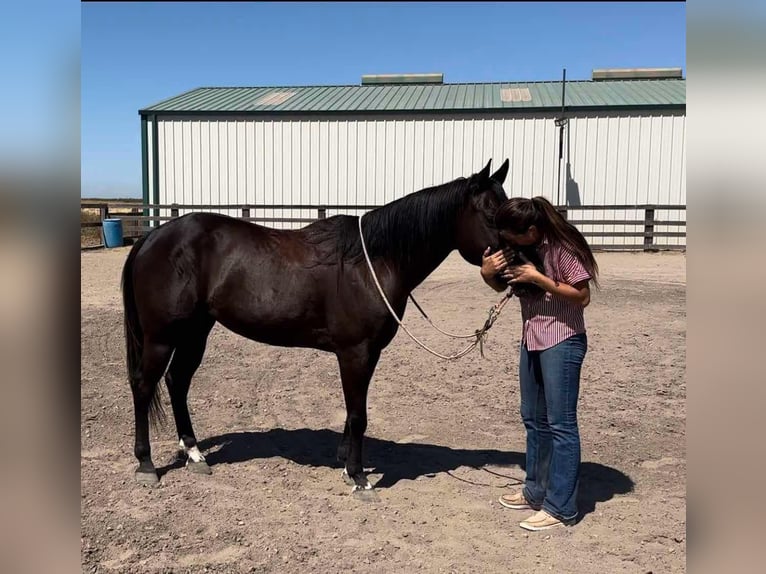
132;341;173;485
165;318;215;475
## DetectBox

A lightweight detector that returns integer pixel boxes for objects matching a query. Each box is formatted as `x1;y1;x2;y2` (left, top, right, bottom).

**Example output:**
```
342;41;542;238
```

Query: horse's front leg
337;344;380;492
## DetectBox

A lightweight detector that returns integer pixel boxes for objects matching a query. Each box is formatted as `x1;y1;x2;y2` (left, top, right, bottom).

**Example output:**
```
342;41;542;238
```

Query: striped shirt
517;238;592;351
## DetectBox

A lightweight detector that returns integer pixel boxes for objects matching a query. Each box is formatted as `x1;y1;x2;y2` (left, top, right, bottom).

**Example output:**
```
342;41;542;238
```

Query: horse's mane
302;177;474;266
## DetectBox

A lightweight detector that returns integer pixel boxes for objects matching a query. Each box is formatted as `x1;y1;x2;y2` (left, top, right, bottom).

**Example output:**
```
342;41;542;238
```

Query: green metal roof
140;79;685;115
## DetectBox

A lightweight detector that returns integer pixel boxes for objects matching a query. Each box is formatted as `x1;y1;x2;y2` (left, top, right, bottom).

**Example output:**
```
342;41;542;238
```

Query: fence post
171;203;179;218
242;207;250;220
559;206;568;221
643;207;655;251
318;207;327;219
99;203;109;222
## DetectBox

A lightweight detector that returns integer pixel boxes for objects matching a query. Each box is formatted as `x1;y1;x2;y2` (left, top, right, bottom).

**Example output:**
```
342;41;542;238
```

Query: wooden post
318;207;327;219
559;207;568;221
644;207;655;251
99;203;109;222
242;207;250;219
171;203;179;218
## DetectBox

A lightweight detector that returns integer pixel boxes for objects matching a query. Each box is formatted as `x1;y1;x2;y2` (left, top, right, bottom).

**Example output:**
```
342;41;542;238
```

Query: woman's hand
502;262;544;286
481;246;512;279
481;247;513;292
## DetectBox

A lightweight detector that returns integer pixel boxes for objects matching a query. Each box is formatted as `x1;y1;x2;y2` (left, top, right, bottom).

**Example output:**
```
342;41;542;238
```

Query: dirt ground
81;247;686;573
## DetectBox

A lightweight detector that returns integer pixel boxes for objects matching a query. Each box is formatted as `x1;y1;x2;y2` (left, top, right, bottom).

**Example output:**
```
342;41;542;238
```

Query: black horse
122;159;511;490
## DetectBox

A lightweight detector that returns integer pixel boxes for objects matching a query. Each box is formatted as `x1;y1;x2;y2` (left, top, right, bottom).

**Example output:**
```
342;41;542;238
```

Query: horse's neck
394;242;455;294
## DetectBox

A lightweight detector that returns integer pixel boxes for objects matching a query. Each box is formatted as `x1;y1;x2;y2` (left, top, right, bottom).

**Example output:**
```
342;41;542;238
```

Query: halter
358;214;512;360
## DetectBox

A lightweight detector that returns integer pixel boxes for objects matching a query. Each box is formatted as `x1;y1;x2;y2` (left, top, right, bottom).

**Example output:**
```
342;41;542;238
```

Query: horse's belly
213;307;336;352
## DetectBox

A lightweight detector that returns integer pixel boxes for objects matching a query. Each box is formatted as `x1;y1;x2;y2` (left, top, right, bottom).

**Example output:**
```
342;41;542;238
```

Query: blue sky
81;1;685;198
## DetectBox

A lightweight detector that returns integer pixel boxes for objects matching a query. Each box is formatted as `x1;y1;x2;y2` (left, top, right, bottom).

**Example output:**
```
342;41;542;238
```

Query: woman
481;196;599;531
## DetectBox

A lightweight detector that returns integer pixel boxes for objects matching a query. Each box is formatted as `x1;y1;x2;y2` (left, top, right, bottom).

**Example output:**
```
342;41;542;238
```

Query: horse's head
455;159;510;266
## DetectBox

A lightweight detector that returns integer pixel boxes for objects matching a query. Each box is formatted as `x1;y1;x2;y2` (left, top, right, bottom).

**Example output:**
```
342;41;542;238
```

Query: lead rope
358;214;512;360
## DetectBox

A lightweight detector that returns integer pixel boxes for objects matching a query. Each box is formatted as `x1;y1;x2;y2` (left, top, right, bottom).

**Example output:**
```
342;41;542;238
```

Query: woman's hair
495;196;599;287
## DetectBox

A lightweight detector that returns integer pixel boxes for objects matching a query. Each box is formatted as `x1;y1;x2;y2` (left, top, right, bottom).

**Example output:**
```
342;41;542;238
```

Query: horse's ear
491;159;510;184
477;159;492;182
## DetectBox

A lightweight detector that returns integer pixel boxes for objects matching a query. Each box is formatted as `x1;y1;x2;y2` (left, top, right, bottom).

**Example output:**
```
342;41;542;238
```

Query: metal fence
81;202;686;251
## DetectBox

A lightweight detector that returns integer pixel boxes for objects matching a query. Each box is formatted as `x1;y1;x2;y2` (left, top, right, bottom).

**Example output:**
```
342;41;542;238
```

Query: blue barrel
102;218;124;248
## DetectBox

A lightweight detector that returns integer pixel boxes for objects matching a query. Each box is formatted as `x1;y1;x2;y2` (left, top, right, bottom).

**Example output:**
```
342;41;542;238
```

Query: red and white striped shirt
517;238;592;351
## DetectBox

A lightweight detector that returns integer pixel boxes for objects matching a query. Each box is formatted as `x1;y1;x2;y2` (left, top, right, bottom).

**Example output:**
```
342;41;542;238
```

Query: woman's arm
502;263;591;307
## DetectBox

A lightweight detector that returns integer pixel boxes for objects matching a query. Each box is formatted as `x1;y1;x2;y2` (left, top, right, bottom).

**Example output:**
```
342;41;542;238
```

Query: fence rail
81;202;686;251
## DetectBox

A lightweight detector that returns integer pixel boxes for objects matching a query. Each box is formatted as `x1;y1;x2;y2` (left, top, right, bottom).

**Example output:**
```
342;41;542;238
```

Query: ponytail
530;196;600;287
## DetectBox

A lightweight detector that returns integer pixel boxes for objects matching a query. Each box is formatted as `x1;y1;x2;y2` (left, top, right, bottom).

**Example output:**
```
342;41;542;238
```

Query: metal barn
138;69;686;248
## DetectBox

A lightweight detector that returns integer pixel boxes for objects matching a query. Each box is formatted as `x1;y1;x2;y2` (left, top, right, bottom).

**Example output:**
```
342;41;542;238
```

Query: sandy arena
81;247;686;573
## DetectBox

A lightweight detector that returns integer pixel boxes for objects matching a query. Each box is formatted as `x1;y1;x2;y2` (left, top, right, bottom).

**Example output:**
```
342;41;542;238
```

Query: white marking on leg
187;445;205;463
179;439;187;452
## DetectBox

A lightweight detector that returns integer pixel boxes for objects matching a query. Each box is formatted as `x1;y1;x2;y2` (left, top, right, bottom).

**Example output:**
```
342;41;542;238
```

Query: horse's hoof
135;470;159;486
341;469;355;486
187;461;212;475
351;484;380;502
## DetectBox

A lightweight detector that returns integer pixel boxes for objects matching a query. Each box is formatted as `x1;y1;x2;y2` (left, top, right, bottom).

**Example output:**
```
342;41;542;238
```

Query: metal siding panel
614;117;631;245
403;121;414;195
648;116;663;203
542;119;554;202
226;121;238;210
413;120;424;192
289;121;301;226
366;121;377;205
603;117;619;243
328;121;339;206
522;119;535;195
346;121;357;214
469;119;482;173
198;121;208;207
319;121;329;204
658;115;673;207
336;120;347;207
273;121;283;223
148;119;156;206
503;118;515;196
482;119;494;174
588;117;602;205
182;121;193;207
300;120;310;221
625;116;640;205
635;116;652;205
531;118;544;200
462;119;474;177
309;121;320;206
245;122;255;205
447;119;459;180
172;121;184;205
357;121;368;206
209;122;219;210
255;122;265;209
262;121;273;218
431;119;442;187
380;120;392;203
491;119;505;184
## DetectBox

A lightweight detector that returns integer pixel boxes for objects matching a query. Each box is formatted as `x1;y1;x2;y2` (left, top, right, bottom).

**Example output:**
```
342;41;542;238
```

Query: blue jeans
519;333;587;522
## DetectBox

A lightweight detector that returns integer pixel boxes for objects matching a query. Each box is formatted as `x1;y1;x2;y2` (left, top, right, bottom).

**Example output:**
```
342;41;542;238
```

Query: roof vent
592;67;683;81
361;73;444;85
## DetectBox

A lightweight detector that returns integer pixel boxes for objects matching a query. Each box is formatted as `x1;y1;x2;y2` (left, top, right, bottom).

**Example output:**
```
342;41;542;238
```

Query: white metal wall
148;110;685;246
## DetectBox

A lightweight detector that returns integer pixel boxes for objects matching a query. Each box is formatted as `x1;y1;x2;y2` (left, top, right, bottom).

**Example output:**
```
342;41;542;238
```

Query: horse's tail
122;232;166;428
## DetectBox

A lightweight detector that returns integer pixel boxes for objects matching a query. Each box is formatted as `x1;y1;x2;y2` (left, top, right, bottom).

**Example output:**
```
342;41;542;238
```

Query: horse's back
130;213;274;337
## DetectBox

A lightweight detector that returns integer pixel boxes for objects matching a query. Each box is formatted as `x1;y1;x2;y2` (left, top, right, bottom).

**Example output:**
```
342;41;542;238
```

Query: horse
122;158;511;491
492;245;546;298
